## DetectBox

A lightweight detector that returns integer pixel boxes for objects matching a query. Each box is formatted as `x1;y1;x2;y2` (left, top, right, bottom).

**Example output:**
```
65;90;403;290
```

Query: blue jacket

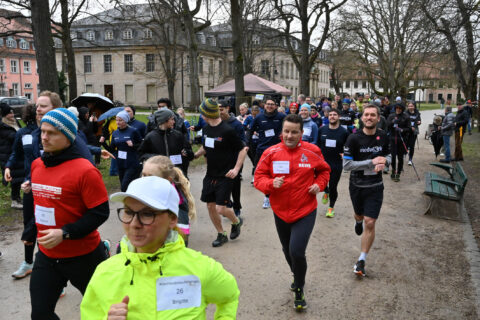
129;118;147;138
251;110;286;154
302;118;319;144
111;126;142;169
5;122;37;183
225;113;246;144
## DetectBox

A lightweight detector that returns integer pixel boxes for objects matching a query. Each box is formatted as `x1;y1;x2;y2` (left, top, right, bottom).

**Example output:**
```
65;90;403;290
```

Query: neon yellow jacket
81;232;239;319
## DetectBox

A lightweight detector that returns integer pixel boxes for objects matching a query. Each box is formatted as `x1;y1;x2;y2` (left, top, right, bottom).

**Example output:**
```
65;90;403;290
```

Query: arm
194;145;206;159
62;201;109;239
311;123;319;145
226;147;248;179
312;151;330;192
253;151;275;195
181;135;194;161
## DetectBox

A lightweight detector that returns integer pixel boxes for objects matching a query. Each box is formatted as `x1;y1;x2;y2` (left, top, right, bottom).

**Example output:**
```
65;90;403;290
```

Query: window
10;60;18;73
286;62;289;79
86;31;95;41
144;29;152;39
218;60;223;76
198;57;203;75
0;38;3;46
147;84;156;103
24;83;32;89
19;40;29;50
84;55;92;73
71;32;77;41
123;29;133;40
85;84;93;93
253;35;260;45
0;59;5;73
6;37;16;48
104;55;112;73
345;80;350;88
25;93;31;100
261;60;269;75
105;30;113;40
208;59;214;75
125;84;134;102
362;81;367;89
354;80;358;89
228;61;233;76
76;32;83;40
12;83;19;95
124;54;133;72
280;61;284;78
208;36;216;46
291;64;294;79
357;70;362;76
146;54;155;72
196;33;206;44
23;61;31;73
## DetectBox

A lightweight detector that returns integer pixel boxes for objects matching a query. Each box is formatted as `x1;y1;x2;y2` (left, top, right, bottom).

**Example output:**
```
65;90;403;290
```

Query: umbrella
97;106;125;122
71;93;114;111
431;128;443;158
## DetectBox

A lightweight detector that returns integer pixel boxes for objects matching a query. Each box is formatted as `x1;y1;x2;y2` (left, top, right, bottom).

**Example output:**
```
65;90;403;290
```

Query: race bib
170;155;182;165
411;121;415;127
273;161;290;174
325;139;336;148
265;129;275;137
394;123;398;128
118;151;127;159
156;275;201;311
303;127;312;137
341;125;347;130
22;134;33;145
205;137;215;148
35;205;56;226
252;134;259;140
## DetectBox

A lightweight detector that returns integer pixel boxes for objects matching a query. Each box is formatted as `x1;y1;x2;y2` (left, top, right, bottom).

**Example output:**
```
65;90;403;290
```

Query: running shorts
349;184;384;219
200;175;234;206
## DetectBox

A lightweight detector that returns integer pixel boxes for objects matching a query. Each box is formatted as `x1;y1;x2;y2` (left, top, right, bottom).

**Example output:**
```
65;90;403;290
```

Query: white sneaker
251;177;254;185
408;160;412;166
12;261;33;279
11;200;23;209
262;197;270;209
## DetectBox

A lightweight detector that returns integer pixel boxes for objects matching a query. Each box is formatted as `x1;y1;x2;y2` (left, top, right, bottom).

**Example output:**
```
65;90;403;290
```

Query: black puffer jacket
0;120;24;185
138;128;194;176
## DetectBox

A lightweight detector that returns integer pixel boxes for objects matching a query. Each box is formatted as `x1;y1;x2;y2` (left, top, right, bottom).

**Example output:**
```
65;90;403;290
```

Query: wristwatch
62;229;70;240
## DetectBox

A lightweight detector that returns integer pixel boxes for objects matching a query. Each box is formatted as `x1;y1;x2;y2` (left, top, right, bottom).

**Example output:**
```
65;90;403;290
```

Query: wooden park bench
424;161;468;221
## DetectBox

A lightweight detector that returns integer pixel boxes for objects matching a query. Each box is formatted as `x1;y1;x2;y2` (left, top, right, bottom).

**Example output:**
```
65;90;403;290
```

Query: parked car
0;97;29;117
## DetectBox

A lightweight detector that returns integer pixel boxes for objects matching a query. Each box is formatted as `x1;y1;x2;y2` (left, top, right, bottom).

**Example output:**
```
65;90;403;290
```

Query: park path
1;108;479;319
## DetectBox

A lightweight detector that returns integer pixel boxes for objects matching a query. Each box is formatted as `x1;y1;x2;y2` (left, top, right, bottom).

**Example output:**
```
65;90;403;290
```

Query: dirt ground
0;109;479;319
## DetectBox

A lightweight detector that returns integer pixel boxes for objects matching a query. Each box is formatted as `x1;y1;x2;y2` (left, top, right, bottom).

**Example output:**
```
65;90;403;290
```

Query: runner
343;104;391;277
251;99;286;209
254;114;330;310
124;105;147;138
299;104;319;144
193;99;246;247
405;102;421;166
386;104;409;181
81;176;239;319
27;108;109;319
244;105;260;183
339;102;356;134
318;108;349;218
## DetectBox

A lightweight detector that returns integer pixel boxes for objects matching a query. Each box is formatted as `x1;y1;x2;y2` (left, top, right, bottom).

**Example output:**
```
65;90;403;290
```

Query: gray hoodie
441;111;455;136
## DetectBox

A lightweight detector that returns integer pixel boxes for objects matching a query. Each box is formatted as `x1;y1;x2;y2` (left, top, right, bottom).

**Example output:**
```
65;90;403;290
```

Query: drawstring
125;258;134;285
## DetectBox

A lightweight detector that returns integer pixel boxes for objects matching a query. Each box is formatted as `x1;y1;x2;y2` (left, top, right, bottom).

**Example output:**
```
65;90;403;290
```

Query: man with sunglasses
27;108;109;319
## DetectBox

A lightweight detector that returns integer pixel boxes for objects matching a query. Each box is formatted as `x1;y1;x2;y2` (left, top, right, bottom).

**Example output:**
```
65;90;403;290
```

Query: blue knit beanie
116;110;130;123
41;108;78;143
300;103;311;112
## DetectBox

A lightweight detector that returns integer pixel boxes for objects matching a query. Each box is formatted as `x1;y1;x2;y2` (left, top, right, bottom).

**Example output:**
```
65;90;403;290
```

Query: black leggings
390;137;405;174
324;165;342;208
231;166;243;211
407;133;417;160
22;192;36;264
11;181;21;201
30;242;107;320
274;210;316;289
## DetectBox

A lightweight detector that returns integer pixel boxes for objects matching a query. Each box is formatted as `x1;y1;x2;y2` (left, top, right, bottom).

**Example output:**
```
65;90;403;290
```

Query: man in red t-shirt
25;108;110;320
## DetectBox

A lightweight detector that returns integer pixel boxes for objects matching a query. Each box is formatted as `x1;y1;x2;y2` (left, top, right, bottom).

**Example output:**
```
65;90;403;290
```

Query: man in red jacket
254;114;330;311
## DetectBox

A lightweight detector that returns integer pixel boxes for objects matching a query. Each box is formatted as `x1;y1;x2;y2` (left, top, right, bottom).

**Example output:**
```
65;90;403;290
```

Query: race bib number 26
156;275;202;311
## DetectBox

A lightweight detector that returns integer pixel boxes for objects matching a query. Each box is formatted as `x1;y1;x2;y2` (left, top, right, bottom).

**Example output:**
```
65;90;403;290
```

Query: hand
308;183;320;194
189;126;195;131
101;149;115;159
181;149;187;157
99;136;106;143
273;176;285;189
374;163;385;172
21;181;32;193
225;168;239;179
126;140;133;147
37;229;63;249
108;296;129;320
4;168;11;182
372;156;386;165
22;240;34;246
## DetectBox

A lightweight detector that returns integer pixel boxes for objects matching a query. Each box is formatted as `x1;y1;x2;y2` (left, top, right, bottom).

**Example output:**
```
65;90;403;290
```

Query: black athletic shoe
355;221;363;236
354;260;366;277
293;288;307;310
230;217;243;240
212;233;228;247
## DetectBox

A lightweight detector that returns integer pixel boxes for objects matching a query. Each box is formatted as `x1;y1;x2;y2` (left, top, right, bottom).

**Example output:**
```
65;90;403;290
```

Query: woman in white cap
81;176;239;319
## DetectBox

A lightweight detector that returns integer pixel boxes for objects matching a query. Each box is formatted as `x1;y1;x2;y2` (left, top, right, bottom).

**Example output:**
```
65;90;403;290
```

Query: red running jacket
254;141;331;223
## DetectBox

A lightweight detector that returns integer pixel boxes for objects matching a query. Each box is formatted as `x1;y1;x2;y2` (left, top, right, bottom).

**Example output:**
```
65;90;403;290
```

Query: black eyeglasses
117;208;168;225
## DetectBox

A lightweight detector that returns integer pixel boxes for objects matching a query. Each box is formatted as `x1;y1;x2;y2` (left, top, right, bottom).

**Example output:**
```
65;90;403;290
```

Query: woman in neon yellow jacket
80;176;239;319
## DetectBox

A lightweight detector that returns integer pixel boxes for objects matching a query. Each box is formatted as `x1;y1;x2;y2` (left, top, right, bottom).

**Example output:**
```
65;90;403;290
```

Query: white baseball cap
395;96;402;102
110;176;179;216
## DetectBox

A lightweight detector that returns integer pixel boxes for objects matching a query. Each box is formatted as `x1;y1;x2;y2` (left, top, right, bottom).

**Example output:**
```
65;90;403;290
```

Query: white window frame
19;40;29;50
123;29;133;40
6;38;16;48
86;30;95;41
124;54;133;72
144;29;152;39
10;59;18;73
12;83;19;95
23;61;31;74
0;58;5;73
24;83;32;89
84;55;92;73
105;30;113;40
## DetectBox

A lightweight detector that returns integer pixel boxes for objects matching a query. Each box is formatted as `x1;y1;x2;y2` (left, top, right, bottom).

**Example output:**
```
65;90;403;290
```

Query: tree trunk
167;78;176;107
230;0;245;112
180;0;201;108
31;0;59;93
61;0;76;102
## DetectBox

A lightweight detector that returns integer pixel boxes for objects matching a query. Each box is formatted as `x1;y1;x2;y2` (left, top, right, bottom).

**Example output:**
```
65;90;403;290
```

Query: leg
361;217;376;254
443;135;451;160
273;214;293;272
118;167;126;191
288;211;317;289
109;157;118;176
30;251;66;320
216;205;239;225
11;181;21;201
121;166;141;192
328;167;342;208
207;202;223;233
231;166;242;213
408;134;416;160
390;140;397;174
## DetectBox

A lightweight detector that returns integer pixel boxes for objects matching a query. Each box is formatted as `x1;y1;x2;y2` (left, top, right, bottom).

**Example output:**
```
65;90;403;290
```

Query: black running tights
30;243;106;320
324;166;342;208
274;210;316;290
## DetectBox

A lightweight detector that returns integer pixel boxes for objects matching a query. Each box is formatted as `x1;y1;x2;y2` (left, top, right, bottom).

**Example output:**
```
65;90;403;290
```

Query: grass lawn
416;103;443;111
